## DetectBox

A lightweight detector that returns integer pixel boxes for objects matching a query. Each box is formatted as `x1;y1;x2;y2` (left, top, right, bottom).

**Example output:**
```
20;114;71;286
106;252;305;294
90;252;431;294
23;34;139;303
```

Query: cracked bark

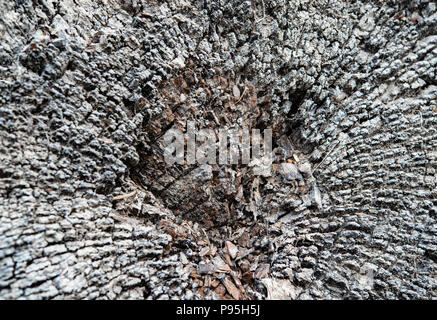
0;0;436;299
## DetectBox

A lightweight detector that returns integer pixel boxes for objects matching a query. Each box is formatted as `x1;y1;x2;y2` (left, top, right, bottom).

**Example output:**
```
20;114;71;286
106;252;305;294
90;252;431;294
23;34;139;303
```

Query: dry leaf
254;264;270;279
237;232;250;247
180;252;189;264
236;248;254;261
216;263;232;273
261;278;301;300
232;85;241;98
213;256;232;273
199;247;210;256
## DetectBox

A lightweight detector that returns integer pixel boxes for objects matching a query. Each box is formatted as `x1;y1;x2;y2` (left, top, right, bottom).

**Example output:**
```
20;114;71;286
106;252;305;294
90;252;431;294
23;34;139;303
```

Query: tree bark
0;0;436;299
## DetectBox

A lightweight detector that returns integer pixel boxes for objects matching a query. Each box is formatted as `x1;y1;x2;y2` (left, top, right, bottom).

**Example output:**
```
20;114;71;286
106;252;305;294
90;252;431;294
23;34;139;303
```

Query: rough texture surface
0;0;436;299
